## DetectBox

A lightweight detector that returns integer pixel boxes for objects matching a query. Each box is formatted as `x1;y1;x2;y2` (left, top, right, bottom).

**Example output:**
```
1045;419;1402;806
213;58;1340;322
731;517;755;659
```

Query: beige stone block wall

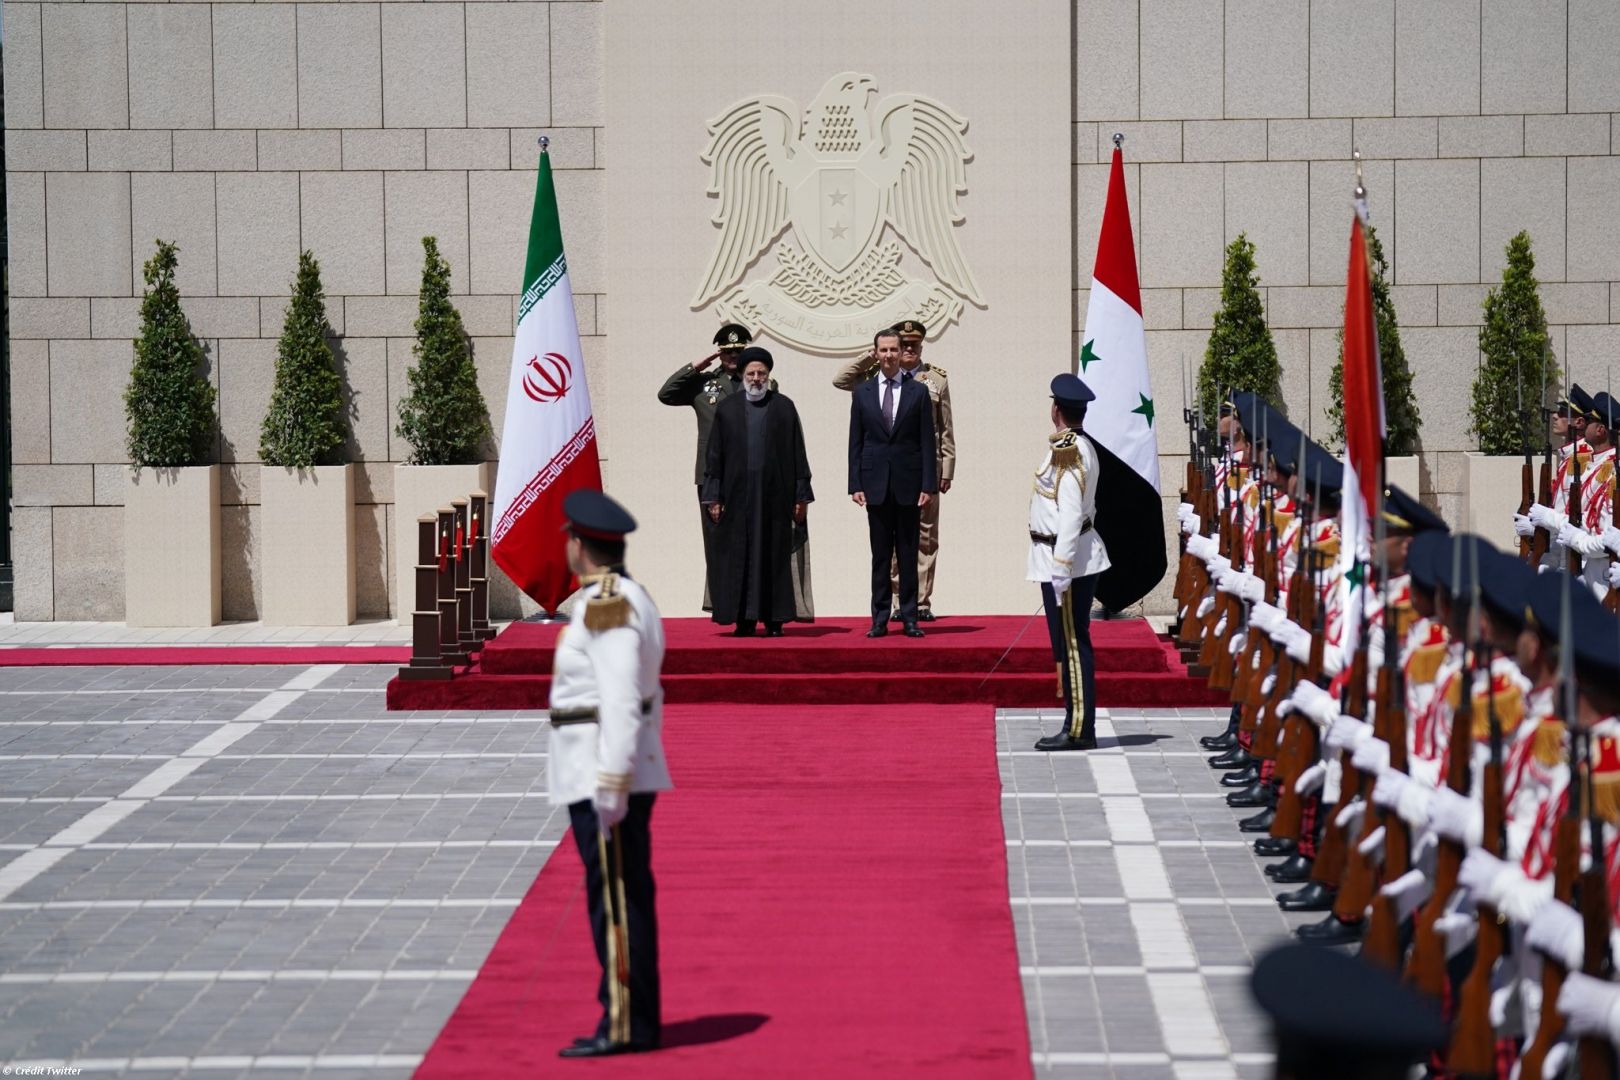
6;0;1620;620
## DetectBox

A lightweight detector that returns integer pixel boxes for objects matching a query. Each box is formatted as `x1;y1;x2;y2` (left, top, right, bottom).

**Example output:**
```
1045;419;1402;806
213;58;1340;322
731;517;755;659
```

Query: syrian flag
1081;141;1166;610
1335;193;1385;659
490;143;603;613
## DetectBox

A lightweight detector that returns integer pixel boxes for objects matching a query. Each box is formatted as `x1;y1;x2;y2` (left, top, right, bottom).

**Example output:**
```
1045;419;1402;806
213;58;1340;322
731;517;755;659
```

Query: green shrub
259;251;348;468
1325;224;1422;454
1471;231;1557;455
394;237;491;465
125;240;217;468
1197;233;1282;421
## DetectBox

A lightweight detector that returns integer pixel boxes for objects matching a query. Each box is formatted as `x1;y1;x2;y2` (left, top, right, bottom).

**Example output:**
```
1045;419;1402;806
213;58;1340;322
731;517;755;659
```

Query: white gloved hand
1228;630;1247;655
1603;526;1620;556
1052;576;1072;601
1494;870;1554;925
1327;714;1371;750
1358;824;1386;858
1435;911;1478;958
594;785;628;831
1608;562;1620;590
1214;567;1239;593
1295;762;1327;795
1177;503;1193;526
1260;673;1277;697
1284;627;1314;665
1529;503;1569;533
1251;602;1283;634
1214;615;1228;637
1527;901;1585;971
1429;787;1484;847
1371;769;1409;810
1196;595;1216;619
1513;513;1537;539
1543;1042;1571;1079
1381;868;1432;922
1291;681;1339;727
1458;848;1509;900
1351;737;1390;775
1336;799;1365;830
1559;521;1607;558
1490;983;1515;1029
1558;972;1620;1042
1208;555;1233;578
1397;782;1436;830
1187;534;1217;561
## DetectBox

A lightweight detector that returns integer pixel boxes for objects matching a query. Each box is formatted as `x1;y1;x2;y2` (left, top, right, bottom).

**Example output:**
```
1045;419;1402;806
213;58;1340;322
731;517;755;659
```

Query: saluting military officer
550;490;670;1059
1029;374;1110;751
657;323;756;611
832;318;956;620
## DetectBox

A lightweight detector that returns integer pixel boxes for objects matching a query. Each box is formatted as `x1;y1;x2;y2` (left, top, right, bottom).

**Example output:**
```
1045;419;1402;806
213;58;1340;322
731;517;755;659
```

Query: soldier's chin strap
976;604;1049;691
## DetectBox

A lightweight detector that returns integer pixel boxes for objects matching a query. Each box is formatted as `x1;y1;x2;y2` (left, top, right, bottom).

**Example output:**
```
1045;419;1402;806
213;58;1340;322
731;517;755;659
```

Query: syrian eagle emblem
690;73;985;356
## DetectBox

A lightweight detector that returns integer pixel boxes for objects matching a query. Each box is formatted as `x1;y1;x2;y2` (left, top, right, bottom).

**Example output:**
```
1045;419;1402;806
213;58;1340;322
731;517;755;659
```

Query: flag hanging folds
490;144;603;612
1082;142;1166;610
1335;194;1385;658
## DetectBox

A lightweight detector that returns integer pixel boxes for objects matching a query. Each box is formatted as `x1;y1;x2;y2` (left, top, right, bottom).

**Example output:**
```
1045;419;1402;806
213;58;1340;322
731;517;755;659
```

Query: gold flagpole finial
539;135;550;152
1113;132;1124;149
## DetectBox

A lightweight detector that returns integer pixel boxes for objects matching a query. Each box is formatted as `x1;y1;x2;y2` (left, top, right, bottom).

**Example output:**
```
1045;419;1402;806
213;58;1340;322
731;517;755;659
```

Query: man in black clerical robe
700;346;814;637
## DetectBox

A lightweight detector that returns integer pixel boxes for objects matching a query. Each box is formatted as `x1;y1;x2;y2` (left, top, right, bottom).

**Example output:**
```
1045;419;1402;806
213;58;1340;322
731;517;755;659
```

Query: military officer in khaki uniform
832;318;955;620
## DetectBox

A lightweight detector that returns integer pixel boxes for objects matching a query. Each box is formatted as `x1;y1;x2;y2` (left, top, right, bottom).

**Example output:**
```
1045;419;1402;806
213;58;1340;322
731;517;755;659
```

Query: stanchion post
469;490;496;641
452;498;477;653
436;506;466;666
399;514;453;681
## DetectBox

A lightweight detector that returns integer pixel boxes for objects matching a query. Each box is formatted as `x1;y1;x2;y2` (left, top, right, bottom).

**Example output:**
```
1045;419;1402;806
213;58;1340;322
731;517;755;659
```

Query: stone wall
7;0;1620;619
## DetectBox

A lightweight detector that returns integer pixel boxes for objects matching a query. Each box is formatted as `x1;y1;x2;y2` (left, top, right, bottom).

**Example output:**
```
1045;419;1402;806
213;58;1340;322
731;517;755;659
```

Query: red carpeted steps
386;616;1227;710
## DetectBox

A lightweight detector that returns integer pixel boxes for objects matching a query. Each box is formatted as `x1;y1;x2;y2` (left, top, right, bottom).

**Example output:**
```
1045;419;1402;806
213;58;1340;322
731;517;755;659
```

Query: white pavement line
0;671;325;901
0;716;550;726
77;839;557;851
149;791;549;802
1100;796;1155;842
1011;895;1280;907
1020;965;1252;977
10;1055;424;1072
0;752;548;761
1000;750;1210;757
1174;1062;1240;1080
1114;842;1175;901
0;687;380;696
0;968;478;984
1033;1052;1173;1065
280;664;344;691
1004;792;1228;800
1131;902;1198;969
1146;973;1230;1057
0;898;524;912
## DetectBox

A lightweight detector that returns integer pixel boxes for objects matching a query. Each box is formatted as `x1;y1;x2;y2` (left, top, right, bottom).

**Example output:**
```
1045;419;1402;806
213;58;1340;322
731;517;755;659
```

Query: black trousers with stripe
569;793;661;1046
1042;575;1098;740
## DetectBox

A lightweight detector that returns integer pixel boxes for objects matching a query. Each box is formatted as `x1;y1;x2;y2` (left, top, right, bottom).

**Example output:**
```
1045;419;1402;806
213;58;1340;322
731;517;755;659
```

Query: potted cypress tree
124;240;221;626
259;251;356;625
1463;231;1557;551
1196;234;1283;419
1325;223;1423;495
393;236;493;618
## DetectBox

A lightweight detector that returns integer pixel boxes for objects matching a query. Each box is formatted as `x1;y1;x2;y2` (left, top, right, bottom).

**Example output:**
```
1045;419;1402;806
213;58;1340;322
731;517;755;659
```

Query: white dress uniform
1027;429;1111;586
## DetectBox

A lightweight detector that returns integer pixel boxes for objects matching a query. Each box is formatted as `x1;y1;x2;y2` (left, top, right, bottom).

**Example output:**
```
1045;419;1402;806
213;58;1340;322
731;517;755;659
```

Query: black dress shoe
1209;748;1253;770
1220;765;1261;787
889;609;903;622
732;622;757;637
1252;836;1296;857
1238;807;1276;832
917;610;936;621
1225;783;1271;808
1265;854;1313;883
765;623;784;637
559;1037;656;1058
1200;730;1239;751
866;624;888;638
902;622;925;638
1035;733;1097;752
1297;915;1364;946
1277;881;1335;912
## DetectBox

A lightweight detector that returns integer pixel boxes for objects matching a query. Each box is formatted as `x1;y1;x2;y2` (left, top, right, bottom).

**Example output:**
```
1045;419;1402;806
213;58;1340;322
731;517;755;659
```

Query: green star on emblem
1079;339;1101;371
1131;392;1155;427
1345;560;1368;590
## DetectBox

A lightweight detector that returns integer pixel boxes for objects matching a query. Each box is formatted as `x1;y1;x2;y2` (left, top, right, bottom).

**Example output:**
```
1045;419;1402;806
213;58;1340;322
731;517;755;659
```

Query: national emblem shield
790;166;882;276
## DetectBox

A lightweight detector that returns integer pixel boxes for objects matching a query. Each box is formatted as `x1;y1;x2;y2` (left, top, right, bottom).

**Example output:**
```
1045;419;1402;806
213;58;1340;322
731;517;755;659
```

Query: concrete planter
393;462;492;619
125;466;221;627
1461;453;1523;552
261;465;356;625
1386;455;1419;498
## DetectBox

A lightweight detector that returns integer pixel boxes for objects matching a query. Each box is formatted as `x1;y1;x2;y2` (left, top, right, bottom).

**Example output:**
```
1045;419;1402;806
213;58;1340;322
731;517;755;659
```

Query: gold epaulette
583;573;631;632
1391;603;1417;642
925;363;948;378
1470;678;1525;739
1532;719;1567;767
1049;430;1080;469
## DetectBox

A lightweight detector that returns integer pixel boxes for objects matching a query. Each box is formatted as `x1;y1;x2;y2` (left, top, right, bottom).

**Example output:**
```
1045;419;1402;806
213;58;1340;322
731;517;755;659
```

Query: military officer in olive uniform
550;490;670;1059
832;318;955;619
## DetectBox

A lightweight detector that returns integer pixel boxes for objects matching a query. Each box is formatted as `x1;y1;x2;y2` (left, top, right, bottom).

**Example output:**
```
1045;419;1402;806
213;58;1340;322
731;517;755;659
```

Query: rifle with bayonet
1577;726;1617;1077
1569;448;1585;578
1519;363;1537;563
1361;568;1413;968
1231;411;1271;705
1255;453;1314;765
1530;374;1556;566
1307;550;1364;897
1209;462;1247;691
1196;438;1238;668
1268;465;1326;847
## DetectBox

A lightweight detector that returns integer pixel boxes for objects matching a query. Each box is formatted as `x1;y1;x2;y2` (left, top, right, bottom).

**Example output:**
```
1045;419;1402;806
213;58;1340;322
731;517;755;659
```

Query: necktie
883;378;896;431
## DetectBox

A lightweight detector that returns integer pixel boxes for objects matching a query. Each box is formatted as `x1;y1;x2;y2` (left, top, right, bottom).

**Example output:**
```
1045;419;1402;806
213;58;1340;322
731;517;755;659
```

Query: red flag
1341;211;1384;524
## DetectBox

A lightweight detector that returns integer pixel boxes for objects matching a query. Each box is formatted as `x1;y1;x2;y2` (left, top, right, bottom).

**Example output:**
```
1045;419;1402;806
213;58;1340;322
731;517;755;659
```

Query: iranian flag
1335;192;1385;659
490;143;603;613
1080;140;1166;611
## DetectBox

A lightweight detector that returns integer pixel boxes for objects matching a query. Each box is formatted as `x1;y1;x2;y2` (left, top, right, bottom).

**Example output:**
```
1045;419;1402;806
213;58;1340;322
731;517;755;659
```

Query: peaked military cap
1550;382;1592;417
1571;384;1599;420
892;319;927;339
736;345;774;371
1525;568;1608;642
1480;549;1537;631
1434;532;1497;599
1051;373;1096;409
1383;484;1447;534
563;490;638;541
713;323;752;350
1571;590;1620;687
1251;944;1446;1079
1591;391;1620;427
1407;529;1449;592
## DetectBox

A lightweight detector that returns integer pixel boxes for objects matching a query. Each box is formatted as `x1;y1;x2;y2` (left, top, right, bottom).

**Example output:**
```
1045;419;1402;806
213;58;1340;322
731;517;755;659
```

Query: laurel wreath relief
769;242;908;309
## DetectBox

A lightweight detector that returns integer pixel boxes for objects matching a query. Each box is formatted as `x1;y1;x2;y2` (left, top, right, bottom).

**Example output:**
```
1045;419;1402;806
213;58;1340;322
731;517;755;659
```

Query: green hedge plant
259;251;348;469
1470;231;1557;455
125;240;218;468
1197;233;1282;421
395;237;491;465
1325;223;1421;455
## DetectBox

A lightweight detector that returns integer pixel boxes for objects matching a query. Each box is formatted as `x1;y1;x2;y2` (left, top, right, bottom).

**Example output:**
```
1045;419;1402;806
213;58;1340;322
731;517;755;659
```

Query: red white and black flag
1336;178;1385;658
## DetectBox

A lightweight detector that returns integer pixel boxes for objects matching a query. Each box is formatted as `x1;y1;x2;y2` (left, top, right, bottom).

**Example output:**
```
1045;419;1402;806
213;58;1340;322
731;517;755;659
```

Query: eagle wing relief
690;95;801;310
873;94;985;307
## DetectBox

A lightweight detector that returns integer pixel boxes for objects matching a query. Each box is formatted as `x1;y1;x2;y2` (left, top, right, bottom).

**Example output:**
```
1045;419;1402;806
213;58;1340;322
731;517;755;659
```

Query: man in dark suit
848;328;936;638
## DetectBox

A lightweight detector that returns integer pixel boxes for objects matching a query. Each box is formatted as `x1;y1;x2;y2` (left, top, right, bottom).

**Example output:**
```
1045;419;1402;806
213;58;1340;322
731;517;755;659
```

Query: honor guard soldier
549;490;670;1059
834;318;956;620
657;323;758;610
1028;374;1110;751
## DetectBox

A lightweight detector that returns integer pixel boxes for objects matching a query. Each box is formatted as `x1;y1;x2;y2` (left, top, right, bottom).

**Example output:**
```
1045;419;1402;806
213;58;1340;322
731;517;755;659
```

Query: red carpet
415;704;1031;1079
388;616;1226;710
0;645;409;667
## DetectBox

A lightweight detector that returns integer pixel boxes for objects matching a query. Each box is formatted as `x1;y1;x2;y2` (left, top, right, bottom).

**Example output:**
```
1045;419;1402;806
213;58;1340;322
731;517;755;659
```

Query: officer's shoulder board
583;573;632;632
925;363;947;379
1049;430;1080;470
